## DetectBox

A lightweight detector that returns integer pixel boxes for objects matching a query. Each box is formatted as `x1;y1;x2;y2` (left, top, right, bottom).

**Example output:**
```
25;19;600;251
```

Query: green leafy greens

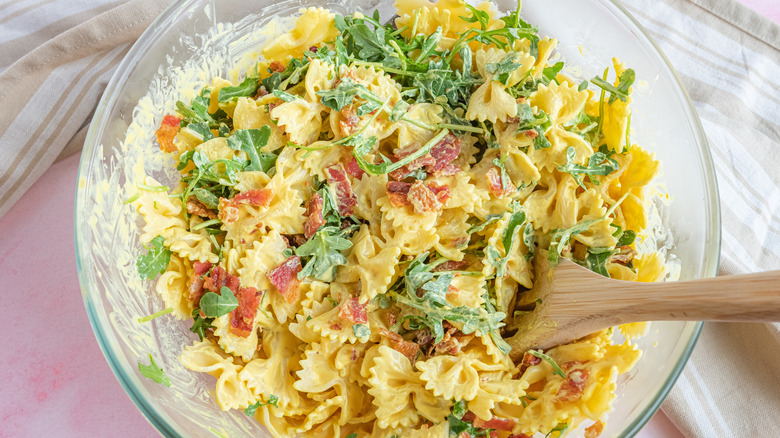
136;235;172;280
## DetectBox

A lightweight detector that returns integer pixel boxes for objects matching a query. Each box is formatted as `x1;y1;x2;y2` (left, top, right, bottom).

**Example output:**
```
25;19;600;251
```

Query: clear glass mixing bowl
75;0;721;436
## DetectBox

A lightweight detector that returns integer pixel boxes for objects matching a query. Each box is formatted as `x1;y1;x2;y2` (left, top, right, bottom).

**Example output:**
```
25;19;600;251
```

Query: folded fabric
621;0;780;436
0;0;778;437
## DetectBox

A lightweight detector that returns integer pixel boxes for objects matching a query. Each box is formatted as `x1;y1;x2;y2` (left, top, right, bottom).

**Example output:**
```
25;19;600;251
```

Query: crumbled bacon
254;85;268;99
486;167;516;198
523;129;538;139
338;297;368;324
186;196;217;220
408;180;442;214
308;46;318;53
218;189;273;224
329;321;343;331
269;60;285;73
433;260;469;272
233;189;273;207
557;369;589;401
585;421;604;438
326;164;358;216
203;266;240;295
508;434;532;438
434;322;473;356
303;193;325;239
386;181;412;206
429;133;461;173
437;163;461;176
283;234;308;248
427;182;451;205
218;198;240;224
377;327;420;364
610;245;637;266
345;156;365;179
230;287;262;337
155;114;181;152
473;416;516;432
193;261;213;276
339;105;360;137
267;256;302;304
388;143;436;181
518;352;542;374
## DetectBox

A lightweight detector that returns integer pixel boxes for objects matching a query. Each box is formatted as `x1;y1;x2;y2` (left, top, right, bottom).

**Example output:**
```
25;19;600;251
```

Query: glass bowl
74;0;721;436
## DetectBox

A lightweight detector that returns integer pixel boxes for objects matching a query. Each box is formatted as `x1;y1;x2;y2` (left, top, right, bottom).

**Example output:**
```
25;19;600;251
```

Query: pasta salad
133;0;667;436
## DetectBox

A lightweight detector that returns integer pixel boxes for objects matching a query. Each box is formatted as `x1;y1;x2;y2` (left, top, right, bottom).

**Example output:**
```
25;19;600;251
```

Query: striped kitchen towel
0;0;779;437
619;0;780;436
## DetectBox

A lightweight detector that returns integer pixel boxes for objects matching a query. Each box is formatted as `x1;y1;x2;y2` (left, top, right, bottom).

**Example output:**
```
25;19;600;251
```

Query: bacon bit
445;285;460;303
186;196;218;220
611;245;637;266
303;193;325;239
386;310;397;326
486;167;516;198
508;434;532;438
388;143;437;181
203;266;241;295
377;327;420;364
427;182;451;206
188;271;206;304
234;189;273;207
585;421;604;438
193;261;213;276
338;297;368;324
218;198;240;224
523;129;538;139
408;180;442;214
269;61;285;73
387;181;412;206
433;260;469;272
329;321;343;331
267;256;302;304
557;369;589;401
155;114;181;152
308;46;318;53
283;234;308;248
518;352;542;374
345;156;365;179
473;416;516;432
429;133;461;173
326;164;358;216
458;433;470;438
268;102;278;114
339;105;360;137
230;287;262;337
434;323;473;355
437;163;461;176
461;412;477;423
561;360;585;373
254;85;268;99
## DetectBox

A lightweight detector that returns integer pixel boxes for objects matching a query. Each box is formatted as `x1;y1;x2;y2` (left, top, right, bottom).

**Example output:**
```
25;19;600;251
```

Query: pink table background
1;1;776;437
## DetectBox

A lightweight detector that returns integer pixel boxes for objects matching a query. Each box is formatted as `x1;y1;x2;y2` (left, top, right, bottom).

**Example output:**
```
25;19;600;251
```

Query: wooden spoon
505;251;780;360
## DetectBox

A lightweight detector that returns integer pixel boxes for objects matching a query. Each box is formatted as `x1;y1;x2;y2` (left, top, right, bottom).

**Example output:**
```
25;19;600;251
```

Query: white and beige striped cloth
1;0;778;436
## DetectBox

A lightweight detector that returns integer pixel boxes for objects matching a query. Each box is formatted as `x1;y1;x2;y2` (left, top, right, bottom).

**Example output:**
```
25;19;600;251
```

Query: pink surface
1;1;777;437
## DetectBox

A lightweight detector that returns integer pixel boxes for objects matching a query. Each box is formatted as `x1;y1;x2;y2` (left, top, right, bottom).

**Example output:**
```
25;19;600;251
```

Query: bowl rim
74;0;722;436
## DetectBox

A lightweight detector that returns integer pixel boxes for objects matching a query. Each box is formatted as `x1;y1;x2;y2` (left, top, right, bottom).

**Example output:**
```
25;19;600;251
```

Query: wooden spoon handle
586;270;780;324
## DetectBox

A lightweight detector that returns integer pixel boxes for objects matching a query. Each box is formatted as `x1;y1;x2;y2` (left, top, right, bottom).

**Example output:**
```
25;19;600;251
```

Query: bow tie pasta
134;1;666;437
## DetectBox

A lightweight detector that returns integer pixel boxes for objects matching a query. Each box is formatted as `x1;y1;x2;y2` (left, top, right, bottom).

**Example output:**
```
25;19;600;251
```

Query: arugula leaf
218;76;260;102
502;207;527;253
548;218;603;265
138;354;171;387
557;146;619;187
200;286;239;318
181;122;215;142
414;26;443;62
523;222;536;260
467;212;505;234
590;68;636;103
345;434;358;438
529;349;566;378
136;235;172;280
542;61;564;85
486;52;525;85
616;229;637;247
190;309;214;341
272;89;298;102
586;247;613;277
226;127;277;173
352;324;371;338
137;307;173;324
447;400;483;436
244;395;279;416
515;104;552;149
175;90;230;130
389;99;411;122
192;187;220;210
295;226;353;281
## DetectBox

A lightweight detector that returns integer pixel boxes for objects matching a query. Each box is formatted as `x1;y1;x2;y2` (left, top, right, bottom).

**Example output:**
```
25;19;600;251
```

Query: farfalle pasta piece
339;225;401;303
262;7;338;61
233;97;287;151
271;98;324;146
179;340;256;411
367;346;451;429
155;254;193;319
